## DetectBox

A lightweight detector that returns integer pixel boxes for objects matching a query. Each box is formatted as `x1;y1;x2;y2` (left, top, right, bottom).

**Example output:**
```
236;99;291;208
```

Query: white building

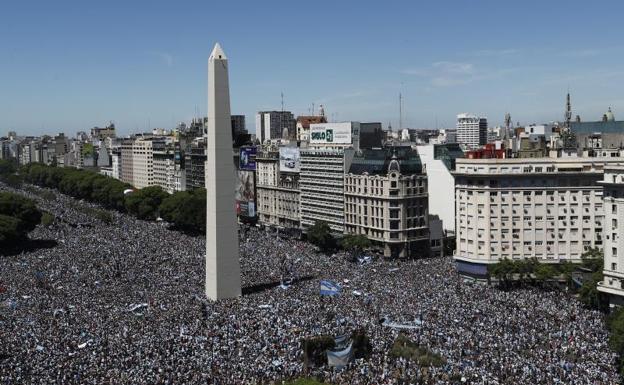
457;113;487;149
524;124;556;140
416;144;461;232
453;157;620;277
598;166;624;307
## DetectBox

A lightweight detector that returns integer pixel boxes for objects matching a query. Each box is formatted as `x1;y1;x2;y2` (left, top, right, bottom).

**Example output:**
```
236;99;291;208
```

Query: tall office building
205;43;241;300
255;111;296;143
457;113;487;149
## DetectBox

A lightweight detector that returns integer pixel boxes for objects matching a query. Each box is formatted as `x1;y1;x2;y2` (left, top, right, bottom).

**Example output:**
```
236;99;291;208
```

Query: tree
341;234;371;260
579;270;608;311
351;329;372;359
125;186;169;220
0;159;17;177
0;192;42;245
307;221;335;252
159;188;206;233
0;214;22;244
301;335;335;368
581;247;604;273
489;258;515;287
534;264;557;285
0;192;42;234
607;308;624;383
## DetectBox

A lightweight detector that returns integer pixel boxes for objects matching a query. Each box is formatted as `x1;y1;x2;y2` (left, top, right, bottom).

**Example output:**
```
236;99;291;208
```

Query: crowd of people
0;184;620;384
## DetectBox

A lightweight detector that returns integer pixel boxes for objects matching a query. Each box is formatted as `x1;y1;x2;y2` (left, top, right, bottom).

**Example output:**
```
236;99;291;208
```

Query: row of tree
18;163;206;233
488;247;607;310
307;221;372;257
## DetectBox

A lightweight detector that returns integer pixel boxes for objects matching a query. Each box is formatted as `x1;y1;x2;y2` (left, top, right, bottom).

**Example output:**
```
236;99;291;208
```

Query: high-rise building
255;111;296;143
185;137;207;191
344;147;429;258
456;113;487;149
598;166;624;307
452;157;620;278
359;122;384;149
299;122;360;233
205;42;241;300
299;147;354;233
131;138;154;189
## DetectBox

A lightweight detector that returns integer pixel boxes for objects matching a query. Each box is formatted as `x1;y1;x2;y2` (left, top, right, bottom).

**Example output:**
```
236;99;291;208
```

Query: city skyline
2;0;624;135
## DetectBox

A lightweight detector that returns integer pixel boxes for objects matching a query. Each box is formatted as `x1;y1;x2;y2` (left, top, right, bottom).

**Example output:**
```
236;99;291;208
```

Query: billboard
279;147;300;172
239;146;257;171
235;170;256;218
310;122;353;144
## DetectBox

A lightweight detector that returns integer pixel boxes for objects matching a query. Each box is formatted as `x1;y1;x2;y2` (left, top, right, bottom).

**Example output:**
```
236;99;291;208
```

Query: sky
1;0;624;136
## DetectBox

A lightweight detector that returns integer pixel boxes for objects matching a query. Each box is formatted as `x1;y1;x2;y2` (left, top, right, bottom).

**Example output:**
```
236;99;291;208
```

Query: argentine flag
320;280;341;296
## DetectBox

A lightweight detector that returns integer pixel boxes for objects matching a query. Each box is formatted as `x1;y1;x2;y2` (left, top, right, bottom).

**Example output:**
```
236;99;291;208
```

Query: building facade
453;157;615;277
344;147;429;258
255;111;296;143
457;113;487;149
300;148;354;233
256;149;300;229
598;166;624;307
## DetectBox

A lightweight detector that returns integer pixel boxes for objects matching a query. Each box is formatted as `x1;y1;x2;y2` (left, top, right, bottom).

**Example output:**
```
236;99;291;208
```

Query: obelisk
205;42;241;300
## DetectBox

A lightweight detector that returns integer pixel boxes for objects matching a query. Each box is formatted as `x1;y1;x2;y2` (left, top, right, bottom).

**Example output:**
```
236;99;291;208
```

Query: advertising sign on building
310;122;353;144
239;146;257;171
279;147;301;172
235;170;256;217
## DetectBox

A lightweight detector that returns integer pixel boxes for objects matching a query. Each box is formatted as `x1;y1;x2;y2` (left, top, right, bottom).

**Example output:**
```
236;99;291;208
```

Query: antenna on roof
399;92;403;132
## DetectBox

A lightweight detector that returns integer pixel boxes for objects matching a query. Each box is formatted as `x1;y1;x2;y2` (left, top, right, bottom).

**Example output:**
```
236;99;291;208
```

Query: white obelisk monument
205;43;241;300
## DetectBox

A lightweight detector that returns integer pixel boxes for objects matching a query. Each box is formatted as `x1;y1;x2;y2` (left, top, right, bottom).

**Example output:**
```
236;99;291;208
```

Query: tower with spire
565;92;572;129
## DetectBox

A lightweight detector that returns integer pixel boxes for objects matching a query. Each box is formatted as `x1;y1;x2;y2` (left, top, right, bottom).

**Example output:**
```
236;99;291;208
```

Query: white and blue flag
320;280;341;296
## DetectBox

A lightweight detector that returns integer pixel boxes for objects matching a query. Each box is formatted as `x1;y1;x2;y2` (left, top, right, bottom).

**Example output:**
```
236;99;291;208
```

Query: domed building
344;146;434;258
604;107;616;122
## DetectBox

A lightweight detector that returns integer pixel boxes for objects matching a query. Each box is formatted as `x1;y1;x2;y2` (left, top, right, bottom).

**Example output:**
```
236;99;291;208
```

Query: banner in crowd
327;342;353;368
239;147;257;171
235;170;256;218
382;318;423;330
320;280;341;296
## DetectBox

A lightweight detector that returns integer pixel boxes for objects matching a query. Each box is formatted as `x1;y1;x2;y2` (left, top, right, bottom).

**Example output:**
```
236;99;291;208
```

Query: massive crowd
0;184;619;384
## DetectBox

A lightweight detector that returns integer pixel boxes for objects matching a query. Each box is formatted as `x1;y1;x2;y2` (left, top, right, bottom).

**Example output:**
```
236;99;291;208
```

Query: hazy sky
2;0;623;136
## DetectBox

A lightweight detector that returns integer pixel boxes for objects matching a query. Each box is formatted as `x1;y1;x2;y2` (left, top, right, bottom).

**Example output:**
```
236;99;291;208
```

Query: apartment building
453;157;618;277
256;148;300;229
344;147;429;258
457;113;487;149
598;166;624;307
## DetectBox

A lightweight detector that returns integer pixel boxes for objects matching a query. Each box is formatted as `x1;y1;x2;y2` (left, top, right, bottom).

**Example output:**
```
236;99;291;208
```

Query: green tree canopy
307;221;335;252
0;192;42;234
0;192;42;245
125;186;169;220
159;188;206;232
341;234;371;253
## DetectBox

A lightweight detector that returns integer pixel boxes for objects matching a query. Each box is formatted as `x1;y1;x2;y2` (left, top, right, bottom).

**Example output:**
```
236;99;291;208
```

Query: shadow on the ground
0;239;58;256
242;275;316;295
